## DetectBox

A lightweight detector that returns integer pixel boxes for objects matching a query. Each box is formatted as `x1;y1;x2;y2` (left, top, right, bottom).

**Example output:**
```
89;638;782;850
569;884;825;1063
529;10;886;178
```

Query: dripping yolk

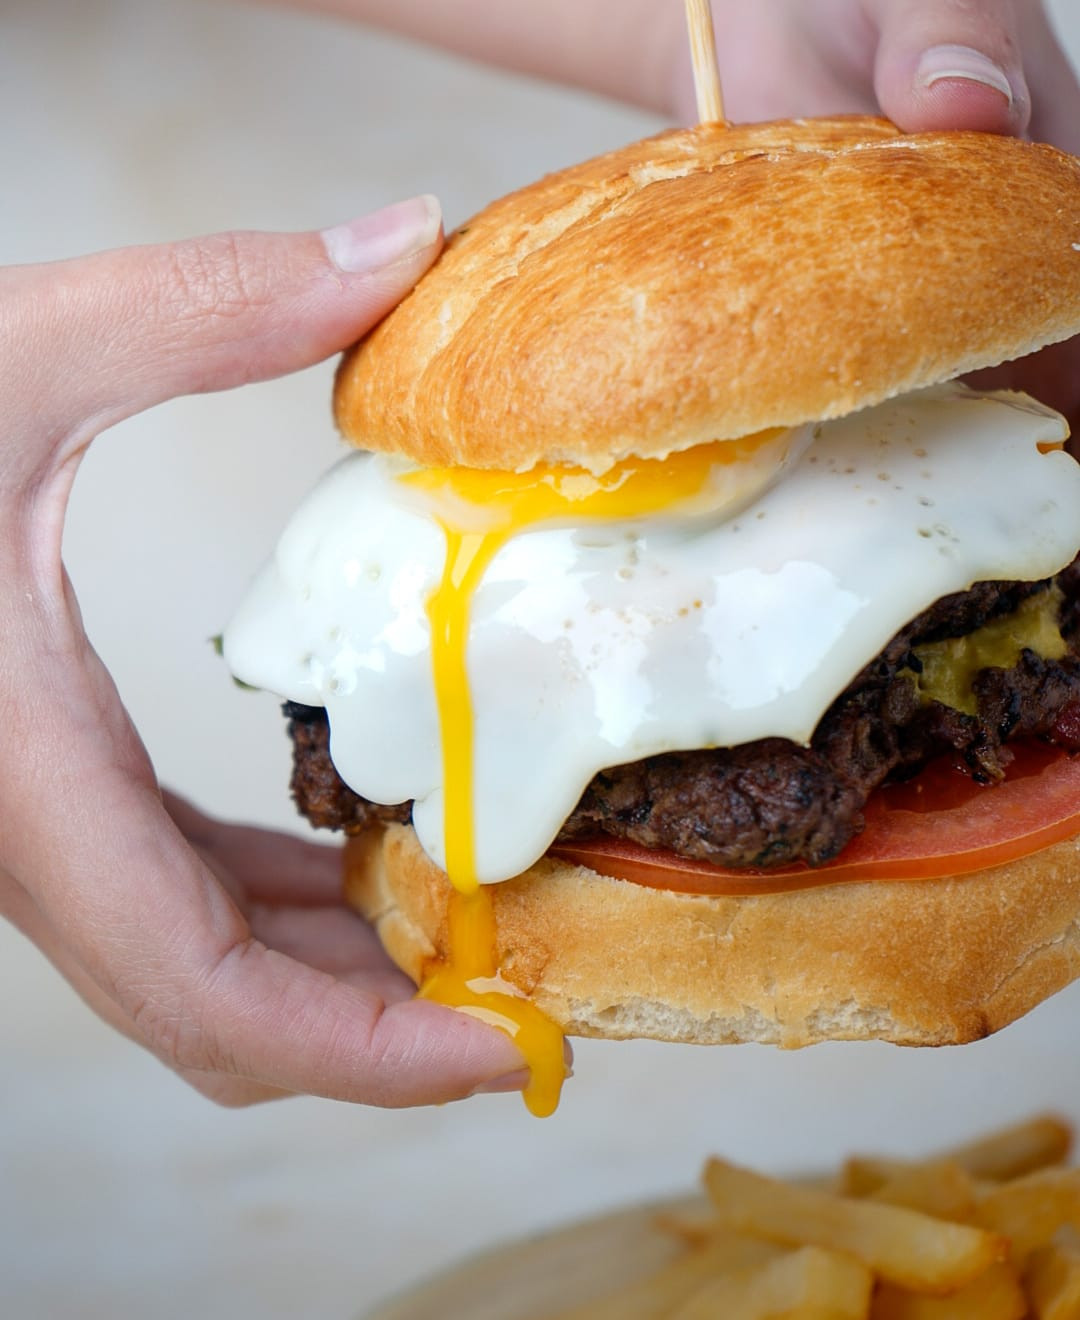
398;435;788;1116
420;889;568;1118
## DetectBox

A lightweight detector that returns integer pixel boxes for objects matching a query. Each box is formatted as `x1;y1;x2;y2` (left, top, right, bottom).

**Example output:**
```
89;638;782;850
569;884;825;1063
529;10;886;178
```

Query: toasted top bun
334;117;1080;473
345;823;1080;1048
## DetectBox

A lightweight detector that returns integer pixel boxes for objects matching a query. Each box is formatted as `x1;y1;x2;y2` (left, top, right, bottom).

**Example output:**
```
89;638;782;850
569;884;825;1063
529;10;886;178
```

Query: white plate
365;1194;706;1320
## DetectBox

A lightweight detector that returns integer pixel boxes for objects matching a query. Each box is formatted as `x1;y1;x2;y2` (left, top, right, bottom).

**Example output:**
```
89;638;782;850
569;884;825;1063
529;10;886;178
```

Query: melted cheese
910;587;1069;716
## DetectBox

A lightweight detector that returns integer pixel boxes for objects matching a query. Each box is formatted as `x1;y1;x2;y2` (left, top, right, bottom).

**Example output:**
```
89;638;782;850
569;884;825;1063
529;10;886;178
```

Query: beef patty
284;559;1080;869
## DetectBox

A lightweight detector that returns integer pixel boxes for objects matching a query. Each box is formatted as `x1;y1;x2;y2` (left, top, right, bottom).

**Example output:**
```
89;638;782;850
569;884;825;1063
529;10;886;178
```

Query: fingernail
469;1068;531;1097
321;194;442;274
915;44;1014;105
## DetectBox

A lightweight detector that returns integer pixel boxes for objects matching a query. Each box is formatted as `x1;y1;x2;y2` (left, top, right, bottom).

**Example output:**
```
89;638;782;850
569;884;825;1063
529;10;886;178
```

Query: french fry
944;1115;1073;1182
668;1245;873;1320
653;1201;723;1249
547;1237;782;1320
530;1118;1080;1320
867;1161;977;1222
1024;1242;1080;1319
703;1159;1007;1293
870;1262;1026;1320
975;1167;1080;1263
657;1179;838;1248
841;1157;912;1199
842;1115;1072;1198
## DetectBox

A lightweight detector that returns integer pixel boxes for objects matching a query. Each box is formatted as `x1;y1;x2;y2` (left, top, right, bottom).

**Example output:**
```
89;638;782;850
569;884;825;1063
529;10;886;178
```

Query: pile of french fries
552;1115;1080;1319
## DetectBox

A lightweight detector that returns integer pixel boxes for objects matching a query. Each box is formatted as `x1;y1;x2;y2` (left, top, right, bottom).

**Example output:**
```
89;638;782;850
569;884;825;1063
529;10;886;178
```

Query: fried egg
224;384;1079;893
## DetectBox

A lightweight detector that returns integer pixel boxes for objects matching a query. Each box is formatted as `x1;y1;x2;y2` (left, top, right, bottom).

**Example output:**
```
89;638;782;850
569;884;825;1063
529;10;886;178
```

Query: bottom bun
343;823;1080;1048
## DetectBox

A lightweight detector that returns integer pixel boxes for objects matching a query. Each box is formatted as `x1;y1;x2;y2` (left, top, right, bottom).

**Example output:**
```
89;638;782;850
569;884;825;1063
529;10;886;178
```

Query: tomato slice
549;743;1080;896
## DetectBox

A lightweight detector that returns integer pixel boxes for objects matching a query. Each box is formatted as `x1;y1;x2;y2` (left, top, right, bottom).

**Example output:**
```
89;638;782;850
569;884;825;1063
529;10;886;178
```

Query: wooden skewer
684;0;726;125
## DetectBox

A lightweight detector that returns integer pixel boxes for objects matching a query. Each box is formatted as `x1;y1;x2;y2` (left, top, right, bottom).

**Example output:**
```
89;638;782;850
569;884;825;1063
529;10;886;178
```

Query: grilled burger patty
285;561;1080;870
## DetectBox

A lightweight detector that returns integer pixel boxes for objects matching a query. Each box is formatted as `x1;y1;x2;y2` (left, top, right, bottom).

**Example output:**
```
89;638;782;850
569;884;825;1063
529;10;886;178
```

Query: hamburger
224;117;1080;1116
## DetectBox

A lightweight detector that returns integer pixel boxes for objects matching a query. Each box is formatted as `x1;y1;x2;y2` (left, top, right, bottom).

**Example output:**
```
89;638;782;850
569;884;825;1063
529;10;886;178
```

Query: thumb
866;0;1030;135
2;194;442;477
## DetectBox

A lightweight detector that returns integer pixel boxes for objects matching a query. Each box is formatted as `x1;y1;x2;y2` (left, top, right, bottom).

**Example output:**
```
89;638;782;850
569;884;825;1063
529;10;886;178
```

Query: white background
2;3;1080;1316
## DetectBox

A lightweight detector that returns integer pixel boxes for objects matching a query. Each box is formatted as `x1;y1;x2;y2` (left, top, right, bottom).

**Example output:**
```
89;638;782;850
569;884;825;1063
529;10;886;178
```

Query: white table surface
3;3;1080;1317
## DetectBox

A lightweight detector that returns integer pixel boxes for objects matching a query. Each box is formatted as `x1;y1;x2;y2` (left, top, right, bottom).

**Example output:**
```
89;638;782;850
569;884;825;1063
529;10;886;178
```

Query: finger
3;864;319;1107
245;902;415;989
126;794;521;1092
9;852;509;1109
865;0;1030;134
170;1065;295;1108
0;195;443;477
681;4;877;127
1;613;526;1106
164;791;349;908
164;798;412;985
15;747;525;1106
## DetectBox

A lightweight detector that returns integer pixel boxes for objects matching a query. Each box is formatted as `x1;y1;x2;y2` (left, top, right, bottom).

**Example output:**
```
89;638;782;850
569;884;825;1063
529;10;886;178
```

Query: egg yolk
400;436;783;1116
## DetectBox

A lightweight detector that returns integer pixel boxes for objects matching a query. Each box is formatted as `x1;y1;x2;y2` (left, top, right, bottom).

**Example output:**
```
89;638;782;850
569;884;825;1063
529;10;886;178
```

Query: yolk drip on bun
225;117;1080;1116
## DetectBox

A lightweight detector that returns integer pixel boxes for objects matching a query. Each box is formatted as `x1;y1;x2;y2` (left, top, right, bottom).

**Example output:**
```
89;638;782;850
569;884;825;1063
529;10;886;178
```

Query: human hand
684;0;1080;429
312;1;1080;423
301;1;1079;149
0;197;528;1107
678;0;1077;144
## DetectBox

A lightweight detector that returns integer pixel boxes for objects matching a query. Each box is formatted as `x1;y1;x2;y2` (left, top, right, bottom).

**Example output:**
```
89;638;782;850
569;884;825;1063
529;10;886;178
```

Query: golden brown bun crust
344;824;1080;1047
334;117;1080;472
